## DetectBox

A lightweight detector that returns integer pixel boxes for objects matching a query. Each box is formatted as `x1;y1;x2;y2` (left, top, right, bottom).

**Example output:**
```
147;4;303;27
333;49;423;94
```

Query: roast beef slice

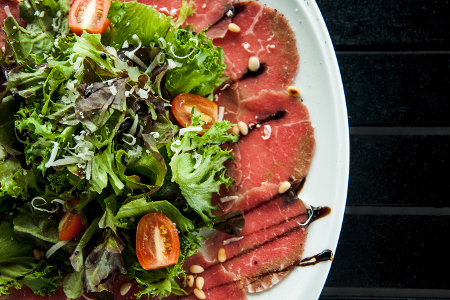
210;0;299;99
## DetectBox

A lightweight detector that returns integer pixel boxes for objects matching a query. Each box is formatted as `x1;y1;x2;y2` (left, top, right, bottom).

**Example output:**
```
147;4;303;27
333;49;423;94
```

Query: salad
0;0;245;298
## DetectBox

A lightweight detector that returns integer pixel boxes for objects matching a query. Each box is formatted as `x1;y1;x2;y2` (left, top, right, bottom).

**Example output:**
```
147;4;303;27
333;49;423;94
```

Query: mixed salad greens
0;0;243;298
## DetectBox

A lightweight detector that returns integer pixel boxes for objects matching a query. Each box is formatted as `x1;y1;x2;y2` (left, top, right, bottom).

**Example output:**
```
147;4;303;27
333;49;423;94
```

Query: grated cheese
219;196;239;203
179;126;203;135
262;124;272;140
223;236;244;245
218;106;225;122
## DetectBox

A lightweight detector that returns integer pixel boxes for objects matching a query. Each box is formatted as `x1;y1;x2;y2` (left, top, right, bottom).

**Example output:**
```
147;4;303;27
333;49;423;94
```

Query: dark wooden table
315;0;450;299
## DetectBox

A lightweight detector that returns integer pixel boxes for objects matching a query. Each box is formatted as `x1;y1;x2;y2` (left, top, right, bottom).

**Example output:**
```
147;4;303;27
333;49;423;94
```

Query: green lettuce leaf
13;204;60;244
63;266;85;299
169;114;238;225
0;221;67;296
84;230;127;293
0;158;37;199
0;275;22;296
164;28;227;97
3;0;70;65
106;0;172;49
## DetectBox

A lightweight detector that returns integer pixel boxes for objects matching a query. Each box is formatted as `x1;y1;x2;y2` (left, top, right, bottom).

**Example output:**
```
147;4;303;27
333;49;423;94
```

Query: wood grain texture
338;53;450;126
348;135;450;206
316;0;450;50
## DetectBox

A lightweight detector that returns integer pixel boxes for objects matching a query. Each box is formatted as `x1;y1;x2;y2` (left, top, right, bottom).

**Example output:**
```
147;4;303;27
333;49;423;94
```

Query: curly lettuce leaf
164;28;227;97
106;0;172;49
0;158;37;199
169;114;238;225
0;275;22;296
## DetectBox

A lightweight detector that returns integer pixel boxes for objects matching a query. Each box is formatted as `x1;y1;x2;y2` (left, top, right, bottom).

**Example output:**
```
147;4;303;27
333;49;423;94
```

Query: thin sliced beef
168;252;247;300
210;1;299;99
184;193;309;294
216;90;315;212
133;0;233;31
1;0;27;50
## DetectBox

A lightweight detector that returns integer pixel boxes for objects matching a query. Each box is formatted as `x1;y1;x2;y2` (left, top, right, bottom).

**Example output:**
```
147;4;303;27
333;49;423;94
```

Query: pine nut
196;276;204;290
190;264;204;274
119;282;132;296
287;86;301;97
187;275;194;287
278;181;291;194
248;56;260;72
228;22;241;32
218;247;227;262
231;125;240;136
193;288;206;299
33;249;41;260
237;121;248;136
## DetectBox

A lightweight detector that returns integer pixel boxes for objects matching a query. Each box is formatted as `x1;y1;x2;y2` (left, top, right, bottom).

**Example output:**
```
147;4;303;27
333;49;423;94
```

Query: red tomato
69;0;111;36
136;213;180;270
58;212;84;241
171;93;218;130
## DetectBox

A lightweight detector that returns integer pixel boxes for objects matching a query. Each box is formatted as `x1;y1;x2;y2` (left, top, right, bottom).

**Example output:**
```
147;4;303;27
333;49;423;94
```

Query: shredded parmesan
4;6;12;17
219;196;239;203
179;126;203;135
242;42;252;53
167;58;183;69
45;240;70;259
122;133;137;145
218;106;225;122
223;236;244;245
31;197;60;214
150;132;160;139
158;37;167;49
262;124;272;140
129;115;139;136
170;139;181;153
44;141;60;168
193;152;202;169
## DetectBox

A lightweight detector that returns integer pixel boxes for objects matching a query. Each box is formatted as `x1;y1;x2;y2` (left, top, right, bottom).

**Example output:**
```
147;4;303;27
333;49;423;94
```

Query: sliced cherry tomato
171;93;218;130
69;0;111;36
136;213;180;270
58;212;84;241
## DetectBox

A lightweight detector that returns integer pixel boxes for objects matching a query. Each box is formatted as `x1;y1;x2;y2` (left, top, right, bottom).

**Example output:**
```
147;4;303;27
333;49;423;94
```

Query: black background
315;0;450;299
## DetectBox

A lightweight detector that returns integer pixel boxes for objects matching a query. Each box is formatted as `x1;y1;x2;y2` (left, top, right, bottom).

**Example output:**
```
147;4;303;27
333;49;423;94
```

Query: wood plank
348;135;450;206
337;53;450;127
323;214;450;289
316;0;450;50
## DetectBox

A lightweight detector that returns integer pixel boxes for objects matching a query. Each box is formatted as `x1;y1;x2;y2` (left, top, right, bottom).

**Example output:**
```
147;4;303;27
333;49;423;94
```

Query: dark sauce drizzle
298;250;333;267
248;110;287;131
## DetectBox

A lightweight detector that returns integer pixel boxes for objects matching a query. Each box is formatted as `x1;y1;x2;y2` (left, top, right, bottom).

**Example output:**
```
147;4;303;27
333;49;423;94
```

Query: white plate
247;0;349;299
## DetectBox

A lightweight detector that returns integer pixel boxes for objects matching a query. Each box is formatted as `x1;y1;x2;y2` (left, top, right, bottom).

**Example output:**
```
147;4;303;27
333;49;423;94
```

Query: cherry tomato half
58;212;84;241
136;213;180;270
171;93;218;130
69;0;111;36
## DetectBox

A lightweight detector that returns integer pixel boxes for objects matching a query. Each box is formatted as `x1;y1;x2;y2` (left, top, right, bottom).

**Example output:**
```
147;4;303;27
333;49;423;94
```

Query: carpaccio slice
209;0;299;99
178;192;309;296
216;90;315;212
131;0;233;31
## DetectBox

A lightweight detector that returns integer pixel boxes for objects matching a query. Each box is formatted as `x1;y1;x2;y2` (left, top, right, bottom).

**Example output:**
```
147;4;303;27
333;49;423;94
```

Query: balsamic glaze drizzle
248;110;287;131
